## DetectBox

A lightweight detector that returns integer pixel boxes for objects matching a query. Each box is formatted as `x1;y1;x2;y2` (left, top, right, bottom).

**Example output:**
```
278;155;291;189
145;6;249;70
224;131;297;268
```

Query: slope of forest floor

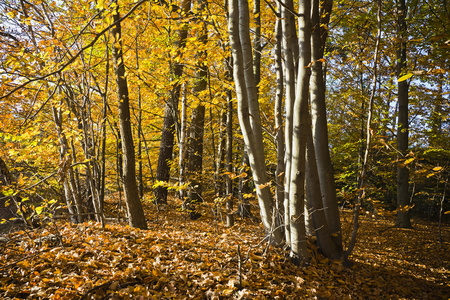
0;197;449;299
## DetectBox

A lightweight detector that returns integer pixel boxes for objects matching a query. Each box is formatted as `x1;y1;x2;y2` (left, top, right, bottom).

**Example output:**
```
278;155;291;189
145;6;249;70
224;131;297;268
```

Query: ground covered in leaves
0;199;449;299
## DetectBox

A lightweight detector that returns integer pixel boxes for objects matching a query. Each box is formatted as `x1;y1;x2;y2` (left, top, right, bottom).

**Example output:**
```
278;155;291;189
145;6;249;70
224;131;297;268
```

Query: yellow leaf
222;288;235;296
444;211;450;215
404;158;415;164
433;166;443;171
398;73;413;82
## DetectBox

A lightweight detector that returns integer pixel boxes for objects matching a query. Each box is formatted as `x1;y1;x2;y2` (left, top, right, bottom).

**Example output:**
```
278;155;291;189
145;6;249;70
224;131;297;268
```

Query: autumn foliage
0;199;449;299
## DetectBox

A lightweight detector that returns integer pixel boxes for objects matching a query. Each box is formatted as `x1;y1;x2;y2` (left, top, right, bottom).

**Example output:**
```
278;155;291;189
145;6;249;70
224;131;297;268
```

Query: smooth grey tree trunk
310;0;342;247
228;0;282;243
288;0;311;264
281;0;297;246
274;7;285;228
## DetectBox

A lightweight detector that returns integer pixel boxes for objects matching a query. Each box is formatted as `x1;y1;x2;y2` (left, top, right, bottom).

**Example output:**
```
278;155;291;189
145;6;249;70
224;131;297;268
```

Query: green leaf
398;73;413;82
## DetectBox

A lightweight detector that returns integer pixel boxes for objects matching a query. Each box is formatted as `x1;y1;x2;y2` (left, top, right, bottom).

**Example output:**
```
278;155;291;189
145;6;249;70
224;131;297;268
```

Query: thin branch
0;0;148;101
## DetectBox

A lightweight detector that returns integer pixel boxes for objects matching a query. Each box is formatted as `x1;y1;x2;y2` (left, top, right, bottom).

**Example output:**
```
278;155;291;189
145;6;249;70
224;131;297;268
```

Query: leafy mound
0;203;449;299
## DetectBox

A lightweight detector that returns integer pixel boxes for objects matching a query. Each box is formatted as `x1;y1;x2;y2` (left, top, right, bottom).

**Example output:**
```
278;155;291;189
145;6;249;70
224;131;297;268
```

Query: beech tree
112;0;147;229
228;0;283;244
395;0;412;228
228;0;344;263
154;0;191;205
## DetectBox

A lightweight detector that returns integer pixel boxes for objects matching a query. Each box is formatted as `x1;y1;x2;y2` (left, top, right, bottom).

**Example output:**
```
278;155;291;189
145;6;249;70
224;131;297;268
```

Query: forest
0;0;449;298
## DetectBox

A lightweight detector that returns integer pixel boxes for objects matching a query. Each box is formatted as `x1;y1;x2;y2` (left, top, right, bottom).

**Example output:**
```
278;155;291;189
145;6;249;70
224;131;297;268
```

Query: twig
438;179;447;246
237;244;242;289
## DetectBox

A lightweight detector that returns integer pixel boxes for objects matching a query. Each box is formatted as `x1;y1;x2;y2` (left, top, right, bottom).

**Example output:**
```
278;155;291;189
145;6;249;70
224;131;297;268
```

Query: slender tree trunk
155;104;176;203
112;1;147;229
274;7;285;230
185;0;208;218
253;0;261;89
238;149;251;218
216;110;227;196
226;85;234;226
310;0;342;248
52;105;83;223
186;105;205;207
430;75;443;147
136;35;144;198
396;0;412;228
179;84;187;200
305;103;342;260
228;0;281;243
345;0;382;259
281;0;297;246
288;0;311;264
154;0;191;204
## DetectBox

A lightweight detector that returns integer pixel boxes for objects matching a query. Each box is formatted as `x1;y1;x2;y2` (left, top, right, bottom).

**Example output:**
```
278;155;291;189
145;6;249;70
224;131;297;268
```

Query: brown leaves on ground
0;202;449;299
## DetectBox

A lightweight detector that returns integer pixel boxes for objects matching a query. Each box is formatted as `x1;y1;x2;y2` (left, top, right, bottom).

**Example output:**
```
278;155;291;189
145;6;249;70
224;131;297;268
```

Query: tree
154;0;191;205
310;0;342;247
285;0;311;263
281;0;297;246
228;0;282;243
184;0;208;218
396;0;412;228
112;0;147;229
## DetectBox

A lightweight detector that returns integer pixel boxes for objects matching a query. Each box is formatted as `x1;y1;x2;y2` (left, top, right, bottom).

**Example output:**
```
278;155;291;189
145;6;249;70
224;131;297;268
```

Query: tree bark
228;0;281;243
186;105;205;207
215;111;227;197
288;0;311;264
226;86;234;226
185;0;207;218
396;0;412;228
310;0;342;247
154;0;191;204
274;7;285;232
52;105;84;223
281;0;297;246
112;1;147;229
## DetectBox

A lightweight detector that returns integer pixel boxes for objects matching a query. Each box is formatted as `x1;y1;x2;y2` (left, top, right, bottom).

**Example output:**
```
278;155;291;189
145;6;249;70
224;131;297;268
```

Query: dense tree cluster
0;0;448;266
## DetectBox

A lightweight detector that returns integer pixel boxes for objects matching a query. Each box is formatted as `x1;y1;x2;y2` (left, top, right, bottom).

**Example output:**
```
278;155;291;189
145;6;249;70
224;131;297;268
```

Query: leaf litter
0;200;448;299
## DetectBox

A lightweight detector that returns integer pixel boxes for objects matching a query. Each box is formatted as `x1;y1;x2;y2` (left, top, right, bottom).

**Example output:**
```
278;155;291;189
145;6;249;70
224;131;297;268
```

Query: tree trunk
253;0;261;89
238;149;251;219
216;110;227;196
288;0;311;264
155;103;176;204
185;0;207;218
154;0;191;204
306;104;342;260
178;84;188;200
396;0;412;228
310;0;342;247
226;86;234;226
430;74;443;147
112;1;147;229
274;8;285;231
281;0;297;246
186;105;205;211
228;0;281;243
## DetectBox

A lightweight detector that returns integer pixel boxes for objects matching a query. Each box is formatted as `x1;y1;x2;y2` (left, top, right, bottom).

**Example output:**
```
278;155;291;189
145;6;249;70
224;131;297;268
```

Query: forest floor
0;196;449;299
